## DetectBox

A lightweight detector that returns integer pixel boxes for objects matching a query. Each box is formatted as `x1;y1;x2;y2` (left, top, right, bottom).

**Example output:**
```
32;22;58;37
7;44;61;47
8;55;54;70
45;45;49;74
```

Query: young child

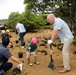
26;37;39;66
1;30;13;49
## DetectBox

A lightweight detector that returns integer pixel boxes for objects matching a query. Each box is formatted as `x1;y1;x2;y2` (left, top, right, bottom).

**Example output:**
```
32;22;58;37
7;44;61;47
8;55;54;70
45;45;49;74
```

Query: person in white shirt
16;22;26;48
47;14;74;73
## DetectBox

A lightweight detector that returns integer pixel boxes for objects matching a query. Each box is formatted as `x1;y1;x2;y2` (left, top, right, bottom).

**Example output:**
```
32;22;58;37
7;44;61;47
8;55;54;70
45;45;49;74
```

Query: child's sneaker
28;62;33;66
34;62;39;65
21;46;24;48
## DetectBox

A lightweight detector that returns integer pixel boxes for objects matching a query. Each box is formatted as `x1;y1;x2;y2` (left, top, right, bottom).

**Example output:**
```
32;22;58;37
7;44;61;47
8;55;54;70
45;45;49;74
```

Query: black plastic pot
18;52;23;58
13;67;21;75
23;42;25;46
15;40;19;44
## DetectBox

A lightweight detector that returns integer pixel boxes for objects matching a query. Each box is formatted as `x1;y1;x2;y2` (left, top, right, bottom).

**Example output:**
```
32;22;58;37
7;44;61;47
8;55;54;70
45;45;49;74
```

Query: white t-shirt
16;23;26;33
53;18;74;43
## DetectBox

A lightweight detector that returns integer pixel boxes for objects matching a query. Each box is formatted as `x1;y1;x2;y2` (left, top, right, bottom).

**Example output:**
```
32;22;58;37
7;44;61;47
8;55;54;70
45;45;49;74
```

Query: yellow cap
2;30;5;33
6;29;10;33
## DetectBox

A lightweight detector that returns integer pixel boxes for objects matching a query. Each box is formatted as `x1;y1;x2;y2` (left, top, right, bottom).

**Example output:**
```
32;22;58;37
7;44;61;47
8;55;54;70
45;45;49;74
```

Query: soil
3;29;76;75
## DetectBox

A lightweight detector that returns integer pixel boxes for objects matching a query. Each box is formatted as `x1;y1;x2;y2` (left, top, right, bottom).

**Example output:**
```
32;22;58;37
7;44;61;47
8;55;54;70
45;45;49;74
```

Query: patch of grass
73;38;76;46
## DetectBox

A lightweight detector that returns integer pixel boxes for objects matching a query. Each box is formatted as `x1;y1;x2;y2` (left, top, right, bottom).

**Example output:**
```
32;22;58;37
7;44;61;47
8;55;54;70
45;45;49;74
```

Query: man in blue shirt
16;22;26;48
47;14;74;73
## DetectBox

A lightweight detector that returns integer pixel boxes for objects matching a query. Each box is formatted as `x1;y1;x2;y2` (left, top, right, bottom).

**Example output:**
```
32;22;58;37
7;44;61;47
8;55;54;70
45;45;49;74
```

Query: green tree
6;12;20;29
24;0;76;30
23;10;47;31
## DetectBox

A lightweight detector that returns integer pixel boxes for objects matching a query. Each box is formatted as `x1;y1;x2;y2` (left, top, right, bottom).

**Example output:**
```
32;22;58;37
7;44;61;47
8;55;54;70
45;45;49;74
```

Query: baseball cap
6;29;10;33
31;37;37;44
2;30;5;33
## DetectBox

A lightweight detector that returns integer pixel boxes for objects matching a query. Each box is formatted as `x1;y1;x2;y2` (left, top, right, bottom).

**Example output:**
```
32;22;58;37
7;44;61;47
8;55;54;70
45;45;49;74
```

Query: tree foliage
22;10;47;31
6;12;20;28
24;0;76;30
6;0;76;31
6;10;47;31
0;19;7;23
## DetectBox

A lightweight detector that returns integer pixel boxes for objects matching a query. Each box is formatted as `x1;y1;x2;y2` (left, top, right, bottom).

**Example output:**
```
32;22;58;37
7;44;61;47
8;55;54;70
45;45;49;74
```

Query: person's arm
27;43;31;52
10;56;21;64
15;29;19;34
47;29;58;45
16;24;19;34
51;29;58;41
17;28;19;33
10;56;23;71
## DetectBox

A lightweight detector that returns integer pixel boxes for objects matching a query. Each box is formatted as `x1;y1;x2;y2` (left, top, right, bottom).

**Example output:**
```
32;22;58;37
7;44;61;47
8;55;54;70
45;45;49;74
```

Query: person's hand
17;63;22;71
47;40;53;45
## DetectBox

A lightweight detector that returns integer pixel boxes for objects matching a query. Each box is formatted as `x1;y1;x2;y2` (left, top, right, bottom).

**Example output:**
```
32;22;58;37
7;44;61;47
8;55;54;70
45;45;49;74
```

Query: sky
0;0;25;19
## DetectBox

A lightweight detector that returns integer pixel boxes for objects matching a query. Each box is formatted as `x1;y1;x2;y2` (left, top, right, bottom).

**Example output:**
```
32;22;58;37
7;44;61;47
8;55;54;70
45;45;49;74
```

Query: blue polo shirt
0;44;12;66
53;18;74;43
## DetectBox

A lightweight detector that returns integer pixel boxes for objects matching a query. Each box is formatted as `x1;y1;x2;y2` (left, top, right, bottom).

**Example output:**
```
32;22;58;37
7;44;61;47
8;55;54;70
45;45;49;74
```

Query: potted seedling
18;44;23;58
15;40;19;44
13;67;21;75
18;52;23;58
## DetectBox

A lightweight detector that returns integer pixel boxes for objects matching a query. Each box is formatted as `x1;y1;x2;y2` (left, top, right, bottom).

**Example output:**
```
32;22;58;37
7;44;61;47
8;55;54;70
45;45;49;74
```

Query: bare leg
27;58;30;63
34;56;37;62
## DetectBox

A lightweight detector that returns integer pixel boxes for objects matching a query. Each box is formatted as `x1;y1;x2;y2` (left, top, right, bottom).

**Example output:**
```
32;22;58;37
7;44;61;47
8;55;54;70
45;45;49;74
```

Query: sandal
59;68;70;73
34;62;39;65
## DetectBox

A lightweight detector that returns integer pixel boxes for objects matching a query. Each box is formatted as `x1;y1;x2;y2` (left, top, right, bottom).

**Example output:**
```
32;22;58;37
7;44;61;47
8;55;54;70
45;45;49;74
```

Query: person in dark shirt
0;38;22;75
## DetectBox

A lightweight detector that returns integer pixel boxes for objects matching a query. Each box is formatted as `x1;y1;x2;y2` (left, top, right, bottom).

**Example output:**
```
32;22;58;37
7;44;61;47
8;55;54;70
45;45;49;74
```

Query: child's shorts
26;51;37;58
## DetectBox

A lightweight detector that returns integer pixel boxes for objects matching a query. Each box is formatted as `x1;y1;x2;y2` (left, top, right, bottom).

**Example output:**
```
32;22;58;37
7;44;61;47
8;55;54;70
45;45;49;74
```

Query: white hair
47;14;55;19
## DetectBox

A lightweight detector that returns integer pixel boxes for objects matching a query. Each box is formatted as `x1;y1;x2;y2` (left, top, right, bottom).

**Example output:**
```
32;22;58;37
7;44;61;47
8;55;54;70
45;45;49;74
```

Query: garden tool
48;43;54;69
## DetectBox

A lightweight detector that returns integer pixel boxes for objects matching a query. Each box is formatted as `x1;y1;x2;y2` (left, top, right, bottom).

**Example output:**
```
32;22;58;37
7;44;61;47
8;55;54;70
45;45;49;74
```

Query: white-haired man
47;14;74;73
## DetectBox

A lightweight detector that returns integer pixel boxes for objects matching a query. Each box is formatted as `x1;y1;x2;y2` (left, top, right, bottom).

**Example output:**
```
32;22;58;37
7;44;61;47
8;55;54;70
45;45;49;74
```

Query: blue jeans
19;32;26;46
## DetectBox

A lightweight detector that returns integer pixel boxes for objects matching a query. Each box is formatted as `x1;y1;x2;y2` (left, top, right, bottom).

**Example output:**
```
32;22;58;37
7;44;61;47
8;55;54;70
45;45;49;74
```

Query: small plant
13;68;21;75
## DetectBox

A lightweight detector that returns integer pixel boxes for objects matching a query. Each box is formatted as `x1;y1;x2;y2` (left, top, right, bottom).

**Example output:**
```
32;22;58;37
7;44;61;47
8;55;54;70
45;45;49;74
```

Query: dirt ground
3;29;76;75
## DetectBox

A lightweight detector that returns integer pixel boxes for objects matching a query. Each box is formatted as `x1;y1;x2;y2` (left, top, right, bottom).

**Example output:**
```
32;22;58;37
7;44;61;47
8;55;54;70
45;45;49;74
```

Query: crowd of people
0;13;74;75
